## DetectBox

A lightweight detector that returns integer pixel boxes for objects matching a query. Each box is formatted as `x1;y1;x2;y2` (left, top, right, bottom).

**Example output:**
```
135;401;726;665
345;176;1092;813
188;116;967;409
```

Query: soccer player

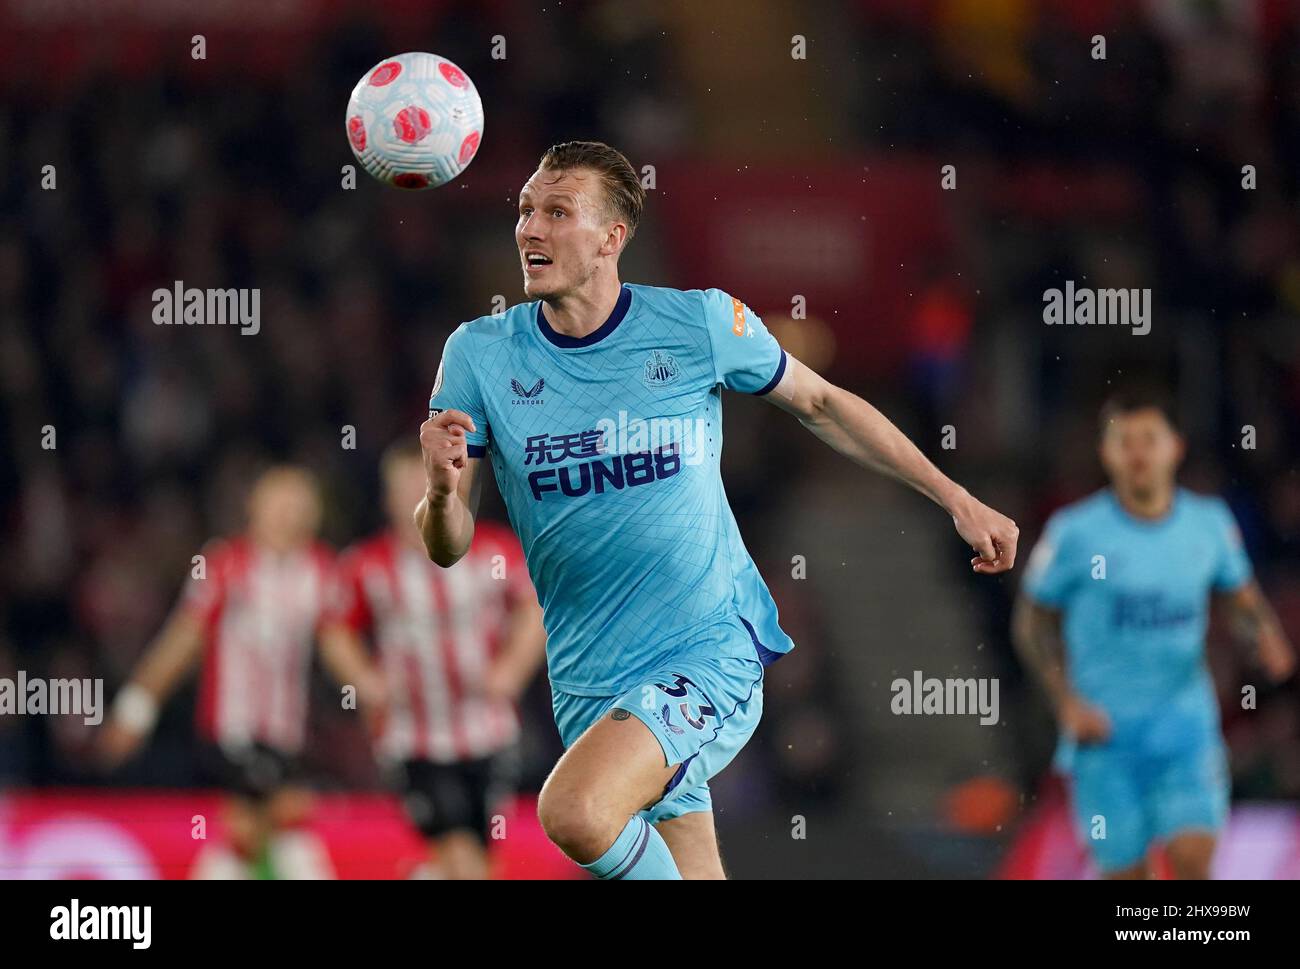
1014;391;1296;879
99;465;336;879
319;440;546;880
416;141;1019;880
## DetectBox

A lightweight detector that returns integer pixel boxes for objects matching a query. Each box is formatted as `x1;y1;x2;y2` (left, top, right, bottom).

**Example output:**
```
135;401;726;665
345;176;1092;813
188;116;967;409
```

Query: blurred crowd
1;0;1298;866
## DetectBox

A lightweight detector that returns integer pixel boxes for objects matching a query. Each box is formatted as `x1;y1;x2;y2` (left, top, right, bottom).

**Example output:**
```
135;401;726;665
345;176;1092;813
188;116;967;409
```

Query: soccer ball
345;52;484;190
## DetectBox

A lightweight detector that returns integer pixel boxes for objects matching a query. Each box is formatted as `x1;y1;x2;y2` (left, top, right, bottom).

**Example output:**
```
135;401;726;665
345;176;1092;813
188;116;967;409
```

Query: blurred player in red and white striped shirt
320;440;546;879
100;465;335;879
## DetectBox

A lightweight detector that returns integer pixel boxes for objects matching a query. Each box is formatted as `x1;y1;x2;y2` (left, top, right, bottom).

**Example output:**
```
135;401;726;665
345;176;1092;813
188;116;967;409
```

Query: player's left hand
952;495;1019;575
1257;626;1297;682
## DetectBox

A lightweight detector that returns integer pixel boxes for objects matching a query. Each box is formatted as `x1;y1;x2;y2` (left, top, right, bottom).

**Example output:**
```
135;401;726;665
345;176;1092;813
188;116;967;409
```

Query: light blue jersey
1022;487;1251;742
1021;487;1253;869
429;283;794;696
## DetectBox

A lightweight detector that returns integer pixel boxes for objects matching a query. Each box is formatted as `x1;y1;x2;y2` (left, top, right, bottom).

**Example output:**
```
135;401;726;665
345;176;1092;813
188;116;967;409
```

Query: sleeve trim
753;350;788;396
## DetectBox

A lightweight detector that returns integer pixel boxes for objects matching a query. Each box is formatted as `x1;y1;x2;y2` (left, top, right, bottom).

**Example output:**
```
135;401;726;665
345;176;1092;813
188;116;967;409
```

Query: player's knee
536;782;613;862
1166;836;1214;879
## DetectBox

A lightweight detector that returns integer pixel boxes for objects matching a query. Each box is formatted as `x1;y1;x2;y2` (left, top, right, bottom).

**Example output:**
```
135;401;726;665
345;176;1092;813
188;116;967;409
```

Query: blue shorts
1066;740;1230;873
551;652;765;825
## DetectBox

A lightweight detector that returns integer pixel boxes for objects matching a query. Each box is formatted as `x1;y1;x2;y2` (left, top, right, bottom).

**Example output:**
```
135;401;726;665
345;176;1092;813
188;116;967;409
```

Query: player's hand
420;409;476;500
96;721;147;771
1059;694;1111;745
952;494;1019;575
1257;626;1297;683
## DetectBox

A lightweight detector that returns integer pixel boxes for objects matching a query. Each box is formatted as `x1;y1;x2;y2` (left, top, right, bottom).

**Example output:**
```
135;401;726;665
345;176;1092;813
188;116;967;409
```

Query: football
345;52;484;190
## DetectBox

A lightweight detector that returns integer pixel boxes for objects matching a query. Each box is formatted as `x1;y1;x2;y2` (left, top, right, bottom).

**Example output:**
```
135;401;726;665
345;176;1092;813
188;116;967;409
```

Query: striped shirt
182;537;333;755
328;521;533;763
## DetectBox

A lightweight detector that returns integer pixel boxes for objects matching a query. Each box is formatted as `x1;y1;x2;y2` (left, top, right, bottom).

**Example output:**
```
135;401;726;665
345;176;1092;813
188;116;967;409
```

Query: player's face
1099;408;1184;499
385;457;428;541
248;471;322;552
516;166;613;300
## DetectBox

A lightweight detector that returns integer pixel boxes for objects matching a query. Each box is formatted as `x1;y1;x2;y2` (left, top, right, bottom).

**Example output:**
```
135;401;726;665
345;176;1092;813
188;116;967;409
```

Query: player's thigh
620;655;765;815
1148;742;1228;877
655;810;725;880
541;705;679;822
1069;746;1151;875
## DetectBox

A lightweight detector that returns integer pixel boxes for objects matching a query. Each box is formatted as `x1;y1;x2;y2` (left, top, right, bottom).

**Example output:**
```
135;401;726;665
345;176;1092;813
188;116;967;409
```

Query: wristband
112;684;159;734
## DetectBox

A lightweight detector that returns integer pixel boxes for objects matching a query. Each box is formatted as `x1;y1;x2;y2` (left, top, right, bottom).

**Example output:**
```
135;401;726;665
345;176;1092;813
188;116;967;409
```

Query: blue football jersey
428;283;795;695
1021;488;1252;748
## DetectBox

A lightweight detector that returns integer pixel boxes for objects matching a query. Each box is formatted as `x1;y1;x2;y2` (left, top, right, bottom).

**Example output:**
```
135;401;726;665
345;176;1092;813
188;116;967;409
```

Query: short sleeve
428;324;489;457
180;540;228;624
325;548;373;633
1210;500;1253;592
701;289;787;394
1020;514;1078;608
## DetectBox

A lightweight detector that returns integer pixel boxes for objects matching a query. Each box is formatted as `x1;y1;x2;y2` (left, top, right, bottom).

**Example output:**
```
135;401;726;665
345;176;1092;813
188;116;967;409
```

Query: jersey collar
1107;486;1181;527
535;284;632;349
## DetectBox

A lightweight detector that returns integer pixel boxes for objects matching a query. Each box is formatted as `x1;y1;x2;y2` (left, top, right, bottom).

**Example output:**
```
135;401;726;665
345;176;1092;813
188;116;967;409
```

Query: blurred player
320;441;545;879
1014;391;1296;879
416;140;1019;879
100;465;335;879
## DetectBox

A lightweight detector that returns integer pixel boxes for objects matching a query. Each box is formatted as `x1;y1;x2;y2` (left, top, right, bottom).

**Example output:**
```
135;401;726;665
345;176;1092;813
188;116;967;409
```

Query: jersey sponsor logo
731;297;746;337
1111;591;1198;631
642;349;681;388
524;430;605;465
527;442;682;500
509;376;545;404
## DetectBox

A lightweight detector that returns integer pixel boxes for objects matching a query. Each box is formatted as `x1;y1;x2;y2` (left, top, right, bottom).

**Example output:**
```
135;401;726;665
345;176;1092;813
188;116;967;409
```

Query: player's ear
601;221;627;257
1172;432;1187;466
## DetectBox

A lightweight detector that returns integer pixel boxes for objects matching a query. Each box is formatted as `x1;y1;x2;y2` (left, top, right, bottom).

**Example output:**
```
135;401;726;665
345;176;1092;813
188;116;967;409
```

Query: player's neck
1113;485;1176;521
540;275;624;340
250;539;303;558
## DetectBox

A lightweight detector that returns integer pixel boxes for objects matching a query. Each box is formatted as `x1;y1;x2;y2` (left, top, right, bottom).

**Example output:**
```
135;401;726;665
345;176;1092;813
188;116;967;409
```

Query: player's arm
1011;595;1110;743
98;609;206;768
484;595;547;701
764;355;1019;574
415;409;484;567
318;624;388;711
1217;580;1296;682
